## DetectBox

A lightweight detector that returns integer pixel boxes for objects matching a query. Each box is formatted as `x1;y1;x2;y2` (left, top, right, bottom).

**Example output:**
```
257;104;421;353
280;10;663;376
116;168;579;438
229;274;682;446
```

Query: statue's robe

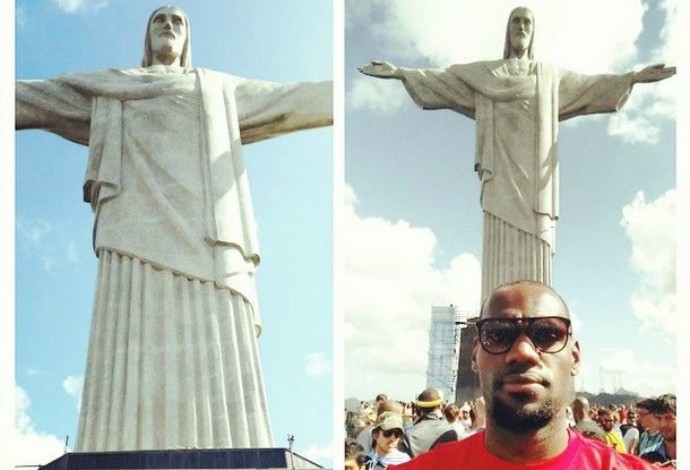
16;65;332;451
399;59;632;296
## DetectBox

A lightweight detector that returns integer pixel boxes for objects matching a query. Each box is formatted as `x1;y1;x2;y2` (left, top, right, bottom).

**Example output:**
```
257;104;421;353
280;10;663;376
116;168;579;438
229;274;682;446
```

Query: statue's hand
358;60;400;79
633;64;676;84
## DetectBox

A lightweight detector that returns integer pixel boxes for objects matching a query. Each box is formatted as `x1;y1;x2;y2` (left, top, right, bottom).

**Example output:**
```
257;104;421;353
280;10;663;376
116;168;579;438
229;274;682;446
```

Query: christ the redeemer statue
360;6;675;298
16;6;332;451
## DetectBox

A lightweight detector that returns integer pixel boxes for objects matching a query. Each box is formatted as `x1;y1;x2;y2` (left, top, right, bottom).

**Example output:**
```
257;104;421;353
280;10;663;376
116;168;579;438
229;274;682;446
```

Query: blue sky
344;0;682;404
11;0;333;466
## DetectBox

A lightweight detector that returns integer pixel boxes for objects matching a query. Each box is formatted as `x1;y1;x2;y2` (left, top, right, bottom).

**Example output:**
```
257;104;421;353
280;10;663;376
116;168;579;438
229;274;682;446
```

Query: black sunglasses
381;428;403;438
475;316;571;355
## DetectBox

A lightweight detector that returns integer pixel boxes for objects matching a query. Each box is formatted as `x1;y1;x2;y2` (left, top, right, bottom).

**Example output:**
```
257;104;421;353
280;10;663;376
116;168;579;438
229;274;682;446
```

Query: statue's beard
490;391;556;434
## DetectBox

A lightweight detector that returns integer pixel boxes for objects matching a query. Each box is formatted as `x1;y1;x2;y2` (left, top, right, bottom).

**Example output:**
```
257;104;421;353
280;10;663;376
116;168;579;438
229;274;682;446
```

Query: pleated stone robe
16;67;332;450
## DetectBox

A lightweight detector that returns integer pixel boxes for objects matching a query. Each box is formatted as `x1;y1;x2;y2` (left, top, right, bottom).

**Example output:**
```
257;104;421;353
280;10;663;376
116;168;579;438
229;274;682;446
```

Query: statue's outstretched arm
358;60;404;79
16;79;91;144
632;64;676;84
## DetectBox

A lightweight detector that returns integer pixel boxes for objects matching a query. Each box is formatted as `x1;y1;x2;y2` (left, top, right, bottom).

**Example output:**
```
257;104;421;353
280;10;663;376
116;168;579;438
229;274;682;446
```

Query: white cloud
51;0;108;14
348;76;408;114
608;111;660;145
349;0;647;70
62;375;84;412
14;386;66;467
16;217;82;272
345;185;480;401
621;190;676;339
301;443;333;468
348;0;674;143
305;353;331;377
26;368;41;377
16;218;52;246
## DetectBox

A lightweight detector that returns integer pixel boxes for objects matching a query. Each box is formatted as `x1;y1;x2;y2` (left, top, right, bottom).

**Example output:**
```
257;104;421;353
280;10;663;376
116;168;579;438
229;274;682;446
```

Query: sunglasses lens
479;320;518;353
528;318;569;352
383;429;402;438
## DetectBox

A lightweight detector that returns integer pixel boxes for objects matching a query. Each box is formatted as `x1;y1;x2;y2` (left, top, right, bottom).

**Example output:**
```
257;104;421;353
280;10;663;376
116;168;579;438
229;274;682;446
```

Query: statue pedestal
39;448;323;470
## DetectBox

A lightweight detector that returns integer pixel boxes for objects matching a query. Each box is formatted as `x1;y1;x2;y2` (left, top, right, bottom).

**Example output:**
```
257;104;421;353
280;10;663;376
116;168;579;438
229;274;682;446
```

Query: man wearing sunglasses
364;412;411;469
392;280;657;469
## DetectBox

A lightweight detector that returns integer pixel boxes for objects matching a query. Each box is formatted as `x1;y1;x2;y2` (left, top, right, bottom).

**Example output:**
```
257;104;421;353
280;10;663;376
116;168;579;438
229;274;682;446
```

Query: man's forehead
483;284;567;318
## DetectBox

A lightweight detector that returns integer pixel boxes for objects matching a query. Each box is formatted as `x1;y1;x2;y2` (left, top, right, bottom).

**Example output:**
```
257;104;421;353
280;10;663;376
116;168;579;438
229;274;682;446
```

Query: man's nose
505;333;540;364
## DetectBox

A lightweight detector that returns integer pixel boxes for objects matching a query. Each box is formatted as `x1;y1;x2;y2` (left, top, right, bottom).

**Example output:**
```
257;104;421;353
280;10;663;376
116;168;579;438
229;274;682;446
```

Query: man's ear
570;339;581;376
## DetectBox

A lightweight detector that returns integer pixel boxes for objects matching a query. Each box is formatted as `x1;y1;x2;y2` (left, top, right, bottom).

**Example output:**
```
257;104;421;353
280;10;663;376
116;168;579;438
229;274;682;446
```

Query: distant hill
576;389;644;406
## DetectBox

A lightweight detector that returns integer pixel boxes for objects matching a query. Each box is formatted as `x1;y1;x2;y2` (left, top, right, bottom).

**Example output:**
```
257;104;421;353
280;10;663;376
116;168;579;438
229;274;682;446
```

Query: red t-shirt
390;429;656;470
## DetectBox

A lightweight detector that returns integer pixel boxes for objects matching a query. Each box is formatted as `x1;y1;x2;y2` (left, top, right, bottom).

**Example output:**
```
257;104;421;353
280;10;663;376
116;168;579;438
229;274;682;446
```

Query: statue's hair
502;6;535;60
141;5;191;67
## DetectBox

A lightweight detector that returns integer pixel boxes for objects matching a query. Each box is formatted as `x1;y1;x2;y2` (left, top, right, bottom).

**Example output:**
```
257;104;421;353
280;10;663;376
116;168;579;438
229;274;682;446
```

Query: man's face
656;411;676;442
373;428;402;456
637;407;659;432
508;8;533;53
602;414;615;432
472;283;581;434
148;7;187;61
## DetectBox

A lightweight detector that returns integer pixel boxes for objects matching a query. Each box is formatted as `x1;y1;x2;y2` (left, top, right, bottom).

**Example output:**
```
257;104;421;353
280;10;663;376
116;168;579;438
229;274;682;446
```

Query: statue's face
508;7;533;54
148;7;187;63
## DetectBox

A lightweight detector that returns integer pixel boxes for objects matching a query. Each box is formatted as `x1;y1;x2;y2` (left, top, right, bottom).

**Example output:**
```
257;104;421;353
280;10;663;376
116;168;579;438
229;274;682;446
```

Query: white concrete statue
359;6;675;298
16;6;332;451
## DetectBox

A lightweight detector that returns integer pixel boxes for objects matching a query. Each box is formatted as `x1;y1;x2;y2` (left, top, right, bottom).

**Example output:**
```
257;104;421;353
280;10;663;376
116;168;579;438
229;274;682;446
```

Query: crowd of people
345;392;676;469
344;281;678;469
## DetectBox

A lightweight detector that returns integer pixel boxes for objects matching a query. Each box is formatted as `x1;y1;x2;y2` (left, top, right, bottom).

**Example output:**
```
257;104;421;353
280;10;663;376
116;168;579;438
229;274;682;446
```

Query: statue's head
503;6;534;60
141;5;191;67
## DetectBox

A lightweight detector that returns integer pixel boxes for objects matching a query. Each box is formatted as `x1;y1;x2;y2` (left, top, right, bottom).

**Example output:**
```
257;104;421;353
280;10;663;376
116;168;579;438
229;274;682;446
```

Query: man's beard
490;392;556;434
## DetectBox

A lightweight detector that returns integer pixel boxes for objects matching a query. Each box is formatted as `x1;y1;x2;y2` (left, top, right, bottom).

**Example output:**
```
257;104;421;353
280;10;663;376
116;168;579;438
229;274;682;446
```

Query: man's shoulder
391;433;481;469
408;415;455;437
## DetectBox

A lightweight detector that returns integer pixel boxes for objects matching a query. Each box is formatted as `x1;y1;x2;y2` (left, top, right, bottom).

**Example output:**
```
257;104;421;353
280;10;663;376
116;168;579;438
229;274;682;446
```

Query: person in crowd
346;410;373;441
364;411;411;469
466;397;486;435
621;410;641;454
442;404;467;439
600;408;627;453
357;400;405;454
640;394;676;468
571;396;606;443
405;388;461;456
390;280;657;468
375;394;389;411
458;403;473;429
345;439;366;470
402;402;415;431
636;398;663;456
